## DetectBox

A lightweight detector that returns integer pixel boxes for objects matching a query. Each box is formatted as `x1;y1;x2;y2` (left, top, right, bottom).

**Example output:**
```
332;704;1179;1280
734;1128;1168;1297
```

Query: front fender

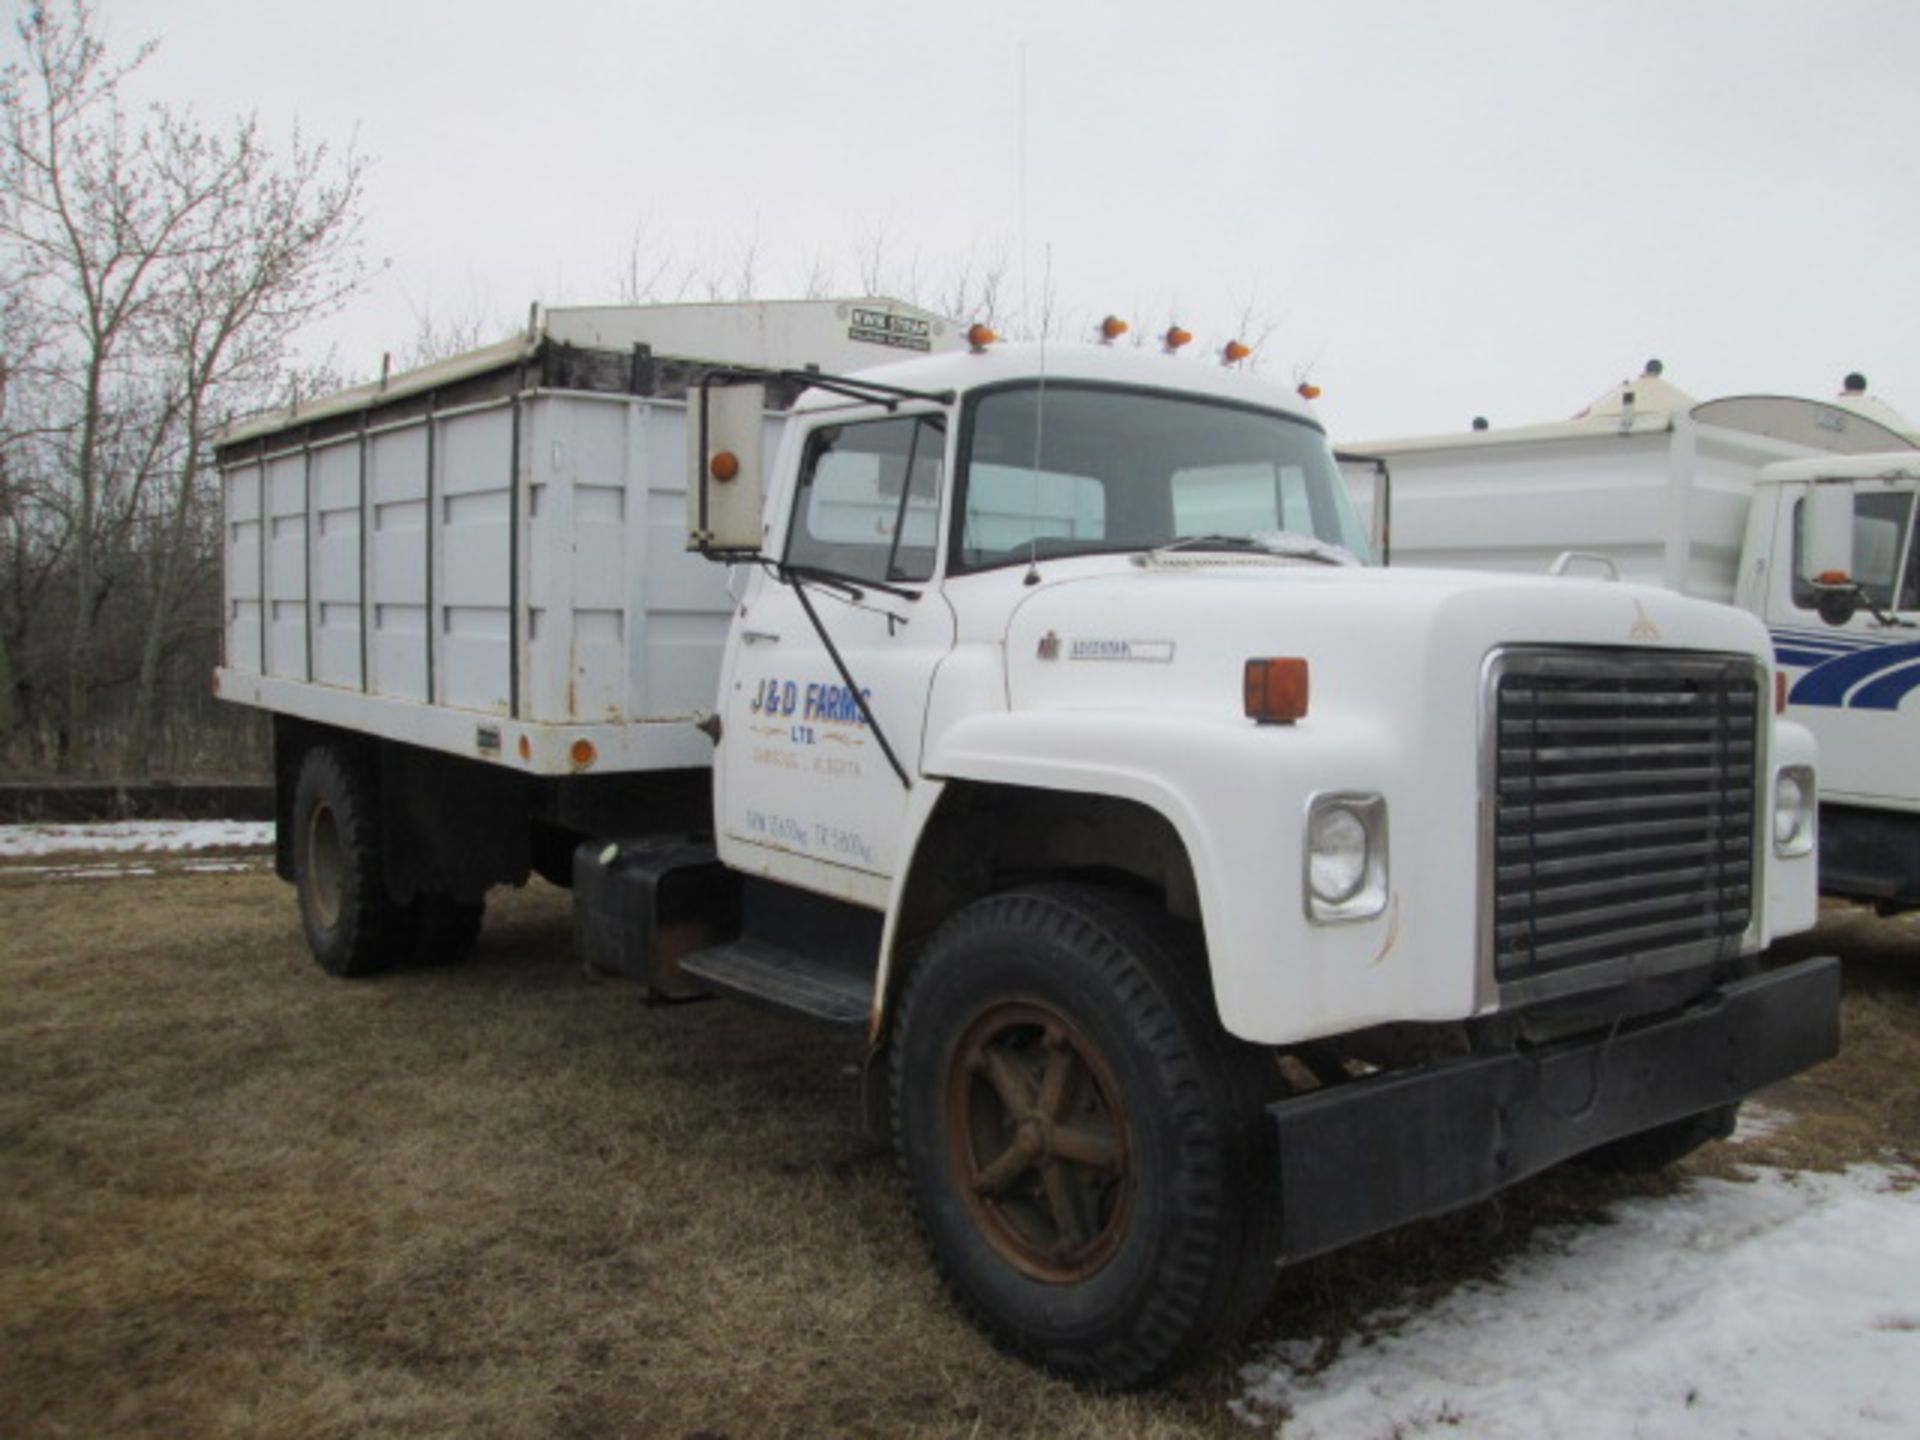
888;708;1477;1046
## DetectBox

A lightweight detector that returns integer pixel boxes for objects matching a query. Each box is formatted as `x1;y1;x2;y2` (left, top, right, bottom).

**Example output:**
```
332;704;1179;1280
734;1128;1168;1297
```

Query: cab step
679;939;873;1028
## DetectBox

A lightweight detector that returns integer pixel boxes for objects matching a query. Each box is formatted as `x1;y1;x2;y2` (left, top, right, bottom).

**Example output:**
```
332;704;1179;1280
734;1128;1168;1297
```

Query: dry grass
1;869;1912;1439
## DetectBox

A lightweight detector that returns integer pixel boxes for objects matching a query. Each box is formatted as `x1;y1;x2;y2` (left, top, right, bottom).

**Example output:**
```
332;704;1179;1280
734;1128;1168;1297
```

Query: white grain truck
217;304;1837;1386
1343;364;1920;911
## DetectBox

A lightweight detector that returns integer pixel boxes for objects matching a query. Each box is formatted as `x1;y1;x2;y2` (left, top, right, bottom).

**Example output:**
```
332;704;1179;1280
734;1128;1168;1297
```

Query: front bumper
1272;955;1841;1260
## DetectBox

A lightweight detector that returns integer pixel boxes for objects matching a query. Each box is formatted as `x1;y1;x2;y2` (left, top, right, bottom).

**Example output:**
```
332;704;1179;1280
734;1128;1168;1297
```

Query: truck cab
1747;452;1920;902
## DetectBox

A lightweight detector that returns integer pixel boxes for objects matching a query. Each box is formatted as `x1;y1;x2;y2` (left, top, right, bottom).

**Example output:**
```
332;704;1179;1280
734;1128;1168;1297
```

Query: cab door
1764;478;1920;806
718;409;955;886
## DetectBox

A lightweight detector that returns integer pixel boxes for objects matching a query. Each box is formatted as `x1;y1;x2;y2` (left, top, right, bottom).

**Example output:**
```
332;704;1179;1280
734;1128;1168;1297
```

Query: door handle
741;629;781;644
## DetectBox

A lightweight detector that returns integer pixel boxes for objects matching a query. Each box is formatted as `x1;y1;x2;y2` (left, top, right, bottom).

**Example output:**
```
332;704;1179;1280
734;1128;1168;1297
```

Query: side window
1170;463;1320;535
785;415;945;583
1791;490;1917;611
963;465;1108;556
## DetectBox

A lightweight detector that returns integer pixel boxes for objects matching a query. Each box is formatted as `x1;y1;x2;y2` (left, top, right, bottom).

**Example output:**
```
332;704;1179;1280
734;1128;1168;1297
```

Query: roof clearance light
1162;325;1193;353
1244;657;1309;725
1297;381;1323;400
967;323;998;352
1222;340;1252;366
1100;315;1130;344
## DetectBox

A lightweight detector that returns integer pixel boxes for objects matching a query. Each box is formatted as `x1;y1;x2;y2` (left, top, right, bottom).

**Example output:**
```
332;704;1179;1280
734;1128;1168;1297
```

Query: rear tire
410;892;486;966
890;884;1281;1389
291;745;414;978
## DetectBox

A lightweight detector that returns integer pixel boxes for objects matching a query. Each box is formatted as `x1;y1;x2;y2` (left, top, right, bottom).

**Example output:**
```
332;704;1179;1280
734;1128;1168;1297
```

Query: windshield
956;382;1370;570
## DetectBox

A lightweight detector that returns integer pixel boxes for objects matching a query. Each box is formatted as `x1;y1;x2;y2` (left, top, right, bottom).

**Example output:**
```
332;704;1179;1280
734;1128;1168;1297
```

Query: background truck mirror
1801;480;1856;588
687;382;767;555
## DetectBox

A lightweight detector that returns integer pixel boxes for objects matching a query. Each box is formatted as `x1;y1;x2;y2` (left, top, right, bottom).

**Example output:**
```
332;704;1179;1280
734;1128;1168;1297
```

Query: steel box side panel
520;392;735;727
224;463;264;674
311;438;364;690
437;406;514;715
265;452;309;680
367;424;431;703
635;401;756;722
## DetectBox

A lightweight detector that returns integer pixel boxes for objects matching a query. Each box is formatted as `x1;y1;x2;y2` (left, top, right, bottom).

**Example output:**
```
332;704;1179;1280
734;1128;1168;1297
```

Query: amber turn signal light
1814;570;1851;586
967;323;998;352
708;450;740;483
1245;657;1309;724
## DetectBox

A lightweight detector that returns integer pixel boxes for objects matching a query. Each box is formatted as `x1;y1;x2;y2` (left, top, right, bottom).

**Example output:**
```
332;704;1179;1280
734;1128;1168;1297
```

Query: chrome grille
1489;649;1760;995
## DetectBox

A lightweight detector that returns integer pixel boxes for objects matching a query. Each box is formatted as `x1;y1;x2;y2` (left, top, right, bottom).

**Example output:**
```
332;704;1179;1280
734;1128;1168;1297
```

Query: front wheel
890;885;1281;1389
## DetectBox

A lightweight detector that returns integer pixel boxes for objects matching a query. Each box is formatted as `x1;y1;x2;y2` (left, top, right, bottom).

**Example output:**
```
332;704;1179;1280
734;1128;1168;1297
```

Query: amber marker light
570;738;598;769
967;323;998;352
1297;381;1323;400
517;734;532;761
1222;340;1252;366
1815;570;1852;586
1100;314;1130;343
708;450;740;483
1776;672;1789;714
1245;657;1310;725
1162;325;1193;353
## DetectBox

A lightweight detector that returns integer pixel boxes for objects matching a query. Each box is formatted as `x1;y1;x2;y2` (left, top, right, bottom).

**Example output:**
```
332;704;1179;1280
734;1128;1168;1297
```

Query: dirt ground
1;861;1914;1440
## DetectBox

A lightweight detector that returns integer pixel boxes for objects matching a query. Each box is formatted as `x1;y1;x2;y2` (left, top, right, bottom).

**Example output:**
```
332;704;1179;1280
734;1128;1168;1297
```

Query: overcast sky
74;0;1920;439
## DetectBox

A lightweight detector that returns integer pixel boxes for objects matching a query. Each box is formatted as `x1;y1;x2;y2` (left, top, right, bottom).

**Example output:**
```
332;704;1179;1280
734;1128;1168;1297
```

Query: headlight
1773;765;1815;857
1304;793;1389;923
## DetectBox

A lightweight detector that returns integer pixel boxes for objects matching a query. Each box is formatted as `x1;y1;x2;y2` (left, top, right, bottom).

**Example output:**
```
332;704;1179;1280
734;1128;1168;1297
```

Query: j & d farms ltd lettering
748;677;872;725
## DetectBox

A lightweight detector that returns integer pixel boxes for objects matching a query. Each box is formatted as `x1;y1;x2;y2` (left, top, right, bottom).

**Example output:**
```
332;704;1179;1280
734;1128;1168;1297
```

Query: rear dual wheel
891;885;1282;1389
292;746;484;976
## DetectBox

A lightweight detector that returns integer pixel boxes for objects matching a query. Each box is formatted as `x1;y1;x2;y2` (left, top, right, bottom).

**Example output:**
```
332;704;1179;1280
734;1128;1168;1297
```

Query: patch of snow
0;820;273;857
1238;1166;1920;1439
1728;1101;1794;1145
3;863;162;880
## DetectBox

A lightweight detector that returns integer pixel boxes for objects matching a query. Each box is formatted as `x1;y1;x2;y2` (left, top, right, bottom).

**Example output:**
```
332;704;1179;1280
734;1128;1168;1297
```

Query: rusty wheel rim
304;800;344;930
946;1000;1133;1283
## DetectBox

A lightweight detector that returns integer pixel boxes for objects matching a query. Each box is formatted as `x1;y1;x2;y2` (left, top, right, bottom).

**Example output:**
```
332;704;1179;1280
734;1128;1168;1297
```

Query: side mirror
1814;582;1860;627
1802;481;1855;583
687;381;767;556
1802;481;1859;626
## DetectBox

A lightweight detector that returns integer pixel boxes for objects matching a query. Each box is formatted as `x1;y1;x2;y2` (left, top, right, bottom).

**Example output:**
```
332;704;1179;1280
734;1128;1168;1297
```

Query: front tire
890;885;1281;1389
291;745;415;978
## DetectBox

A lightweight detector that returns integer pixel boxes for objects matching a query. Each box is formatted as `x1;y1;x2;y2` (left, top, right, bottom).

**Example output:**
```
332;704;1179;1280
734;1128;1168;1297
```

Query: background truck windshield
958;383;1369;569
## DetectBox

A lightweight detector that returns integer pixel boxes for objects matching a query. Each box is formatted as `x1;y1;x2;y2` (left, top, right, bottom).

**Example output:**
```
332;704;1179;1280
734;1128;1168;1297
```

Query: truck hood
1000;562;1772;722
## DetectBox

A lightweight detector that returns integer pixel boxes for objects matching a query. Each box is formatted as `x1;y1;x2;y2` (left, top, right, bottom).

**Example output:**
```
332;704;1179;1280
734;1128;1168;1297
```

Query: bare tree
394;288;504;371
1226;285;1286;371
613;208;693;305
1;1;368;775
122;117;369;776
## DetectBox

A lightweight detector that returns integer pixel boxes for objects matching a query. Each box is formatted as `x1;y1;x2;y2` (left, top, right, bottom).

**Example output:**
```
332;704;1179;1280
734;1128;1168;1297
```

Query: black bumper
1271;955;1842;1261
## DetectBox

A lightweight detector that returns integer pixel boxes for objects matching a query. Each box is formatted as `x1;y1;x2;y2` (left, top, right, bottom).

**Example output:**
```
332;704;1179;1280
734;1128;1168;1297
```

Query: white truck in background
217;303;1837;1386
1342;364;1920;911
